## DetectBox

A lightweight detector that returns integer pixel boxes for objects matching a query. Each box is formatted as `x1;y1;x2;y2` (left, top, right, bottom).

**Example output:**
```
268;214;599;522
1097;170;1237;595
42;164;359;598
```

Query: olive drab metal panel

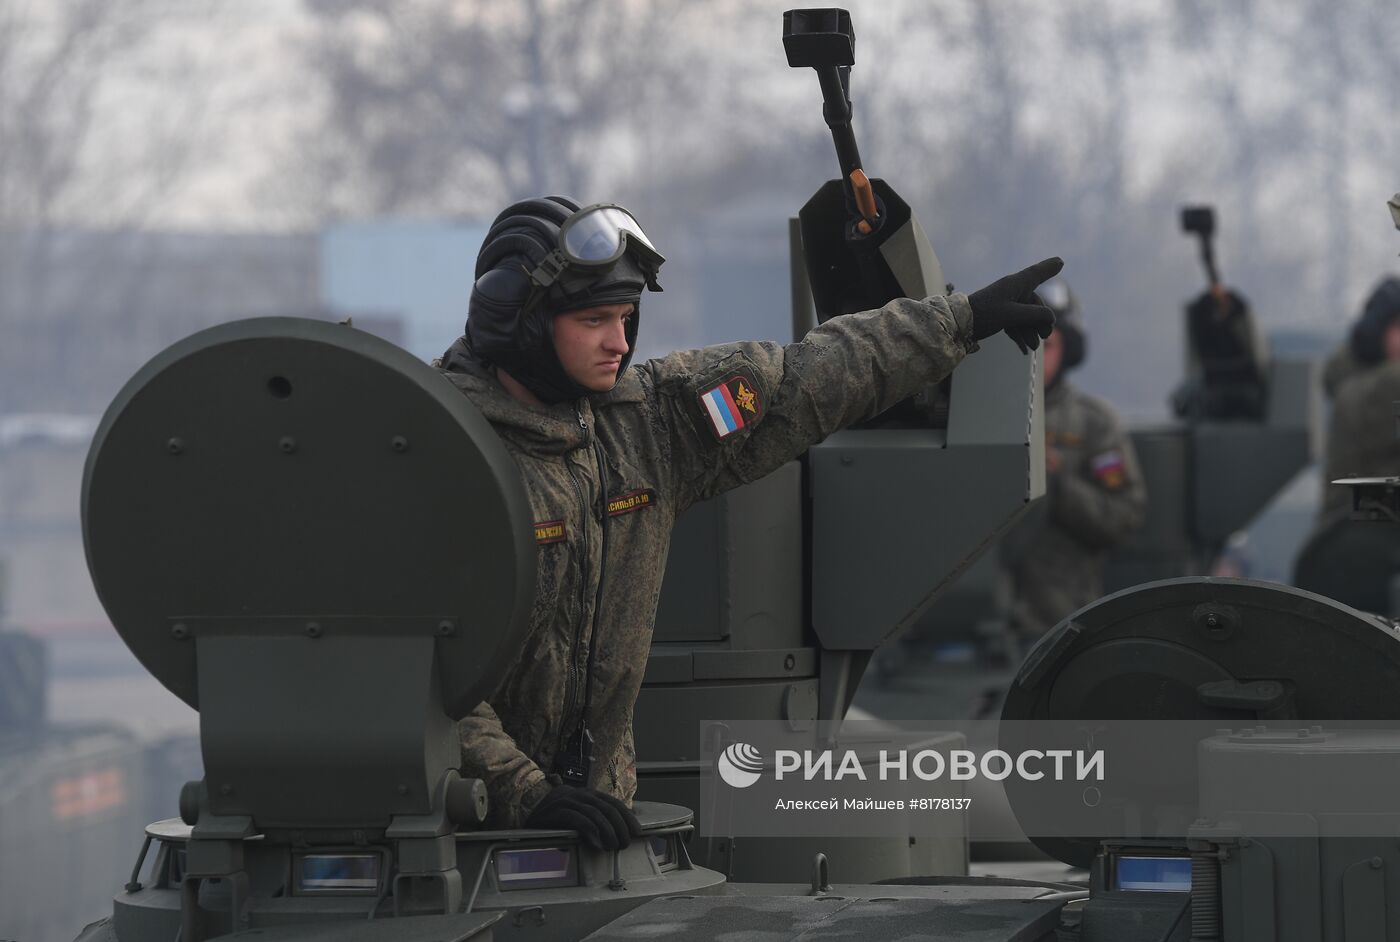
809;337;1044;652
82;317;535;720
651;463;803;648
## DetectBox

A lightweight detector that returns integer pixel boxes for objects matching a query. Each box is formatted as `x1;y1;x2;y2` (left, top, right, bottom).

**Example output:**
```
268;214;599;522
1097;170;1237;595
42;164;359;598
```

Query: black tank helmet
464;196;664;403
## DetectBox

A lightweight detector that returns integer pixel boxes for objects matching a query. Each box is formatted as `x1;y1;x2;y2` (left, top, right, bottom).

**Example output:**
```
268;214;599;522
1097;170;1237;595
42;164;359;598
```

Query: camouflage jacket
1002;379;1146;638
443;294;977;827
1322;344;1366;400
1322;360;1400;517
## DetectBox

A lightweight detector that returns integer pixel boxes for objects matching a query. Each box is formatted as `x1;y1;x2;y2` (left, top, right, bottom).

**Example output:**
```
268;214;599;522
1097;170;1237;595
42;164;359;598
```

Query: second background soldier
1001;282;1147;643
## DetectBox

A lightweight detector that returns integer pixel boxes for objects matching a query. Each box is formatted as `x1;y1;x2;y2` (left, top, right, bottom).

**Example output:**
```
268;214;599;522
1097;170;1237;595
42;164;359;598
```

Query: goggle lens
562;206;657;263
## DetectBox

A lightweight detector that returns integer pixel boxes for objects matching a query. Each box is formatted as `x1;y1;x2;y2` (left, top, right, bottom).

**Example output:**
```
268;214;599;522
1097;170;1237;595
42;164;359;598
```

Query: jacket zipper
579;434;611;722
562;408;593;741
563;407;612;767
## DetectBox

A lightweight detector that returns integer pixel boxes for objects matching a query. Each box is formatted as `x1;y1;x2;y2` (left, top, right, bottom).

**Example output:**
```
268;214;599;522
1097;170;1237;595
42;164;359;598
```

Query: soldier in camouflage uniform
1321;277;1400;517
1002;285;1146;641
438;197;1061;847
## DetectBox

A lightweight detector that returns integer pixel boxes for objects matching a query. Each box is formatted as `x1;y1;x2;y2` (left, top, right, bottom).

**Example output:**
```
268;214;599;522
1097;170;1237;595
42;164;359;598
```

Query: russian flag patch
1091;450;1127;490
698;371;764;440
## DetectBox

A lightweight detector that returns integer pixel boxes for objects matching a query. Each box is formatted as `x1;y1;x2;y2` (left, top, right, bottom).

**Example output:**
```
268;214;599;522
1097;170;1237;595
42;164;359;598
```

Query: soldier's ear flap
1060;323;1086;371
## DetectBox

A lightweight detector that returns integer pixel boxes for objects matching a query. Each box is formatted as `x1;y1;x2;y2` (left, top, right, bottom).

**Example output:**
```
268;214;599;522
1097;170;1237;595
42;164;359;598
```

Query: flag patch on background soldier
698;372;764;440
1091;450;1126;489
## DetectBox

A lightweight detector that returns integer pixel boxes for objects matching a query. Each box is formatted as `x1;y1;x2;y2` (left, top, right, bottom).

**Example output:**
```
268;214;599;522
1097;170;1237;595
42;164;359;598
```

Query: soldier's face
1385;321;1400;362
1043;328;1064;386
553;303;634;392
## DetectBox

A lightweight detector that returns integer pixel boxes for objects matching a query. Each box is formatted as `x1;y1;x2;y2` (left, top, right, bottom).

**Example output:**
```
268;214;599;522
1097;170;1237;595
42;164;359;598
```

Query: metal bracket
388;769;463;915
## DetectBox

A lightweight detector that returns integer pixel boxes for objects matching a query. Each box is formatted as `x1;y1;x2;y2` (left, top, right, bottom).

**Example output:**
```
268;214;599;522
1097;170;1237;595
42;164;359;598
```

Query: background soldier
437;196;1062;848
1001;282;1146;642
1321;276;1400;517
1321;277;1400;400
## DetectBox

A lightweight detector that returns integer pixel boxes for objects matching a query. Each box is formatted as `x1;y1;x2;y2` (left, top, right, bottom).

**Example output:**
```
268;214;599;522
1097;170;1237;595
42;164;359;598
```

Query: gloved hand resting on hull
524;785;643;851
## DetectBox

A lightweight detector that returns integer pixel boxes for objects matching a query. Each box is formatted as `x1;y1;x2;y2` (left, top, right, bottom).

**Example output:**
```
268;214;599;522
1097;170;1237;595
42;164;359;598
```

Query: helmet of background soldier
1040;278;1086;371
1348;276;1400;366
463;196;659;403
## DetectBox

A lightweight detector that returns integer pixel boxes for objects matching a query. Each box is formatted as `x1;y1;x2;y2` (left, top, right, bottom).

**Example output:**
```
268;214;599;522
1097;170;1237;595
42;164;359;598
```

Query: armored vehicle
73;315;1400;942
73;315;1065;942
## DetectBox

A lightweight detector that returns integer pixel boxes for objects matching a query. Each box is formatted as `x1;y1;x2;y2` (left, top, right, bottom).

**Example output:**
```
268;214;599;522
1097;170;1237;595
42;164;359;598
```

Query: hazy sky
75;0;1397;253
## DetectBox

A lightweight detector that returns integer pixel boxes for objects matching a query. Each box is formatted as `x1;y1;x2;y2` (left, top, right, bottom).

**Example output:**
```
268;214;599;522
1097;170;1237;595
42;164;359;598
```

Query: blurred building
320;219;487;361
0;229;324;636
0;230;321;414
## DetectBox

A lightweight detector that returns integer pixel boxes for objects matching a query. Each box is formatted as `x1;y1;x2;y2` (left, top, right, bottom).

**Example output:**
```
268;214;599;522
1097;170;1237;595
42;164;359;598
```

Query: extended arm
645;292;976;507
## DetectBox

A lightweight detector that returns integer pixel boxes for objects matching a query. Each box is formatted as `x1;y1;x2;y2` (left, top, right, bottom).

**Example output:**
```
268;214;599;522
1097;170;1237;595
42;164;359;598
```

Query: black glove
523;786;642;850
968;257;1064;353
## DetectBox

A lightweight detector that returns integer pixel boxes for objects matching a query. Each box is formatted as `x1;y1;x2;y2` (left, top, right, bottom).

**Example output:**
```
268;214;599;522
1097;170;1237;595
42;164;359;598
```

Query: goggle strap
526;251;570;290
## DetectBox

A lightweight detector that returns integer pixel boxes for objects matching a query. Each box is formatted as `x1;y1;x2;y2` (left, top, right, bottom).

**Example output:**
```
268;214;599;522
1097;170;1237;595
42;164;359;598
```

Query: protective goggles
526;203;665;293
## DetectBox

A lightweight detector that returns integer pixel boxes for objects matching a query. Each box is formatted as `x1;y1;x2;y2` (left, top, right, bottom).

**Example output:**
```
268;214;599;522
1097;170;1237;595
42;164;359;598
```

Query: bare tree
0;0;225;412
294;0;709;219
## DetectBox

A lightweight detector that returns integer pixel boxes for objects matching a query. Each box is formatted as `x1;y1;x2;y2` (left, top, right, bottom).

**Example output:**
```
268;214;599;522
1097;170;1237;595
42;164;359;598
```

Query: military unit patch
607;488;657;517
698;371;764;440
534;519;566;545
1091;450;1126;490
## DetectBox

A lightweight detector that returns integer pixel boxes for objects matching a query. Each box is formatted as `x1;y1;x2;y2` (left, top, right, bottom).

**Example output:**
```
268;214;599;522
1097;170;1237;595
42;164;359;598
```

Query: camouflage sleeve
458;701;554;829
1051;401;1146;549
639;293;977;510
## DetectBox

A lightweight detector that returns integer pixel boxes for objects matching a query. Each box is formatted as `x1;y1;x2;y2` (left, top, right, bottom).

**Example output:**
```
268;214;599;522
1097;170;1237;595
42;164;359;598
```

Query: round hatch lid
1000;577;1400;868
82;317;535;719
